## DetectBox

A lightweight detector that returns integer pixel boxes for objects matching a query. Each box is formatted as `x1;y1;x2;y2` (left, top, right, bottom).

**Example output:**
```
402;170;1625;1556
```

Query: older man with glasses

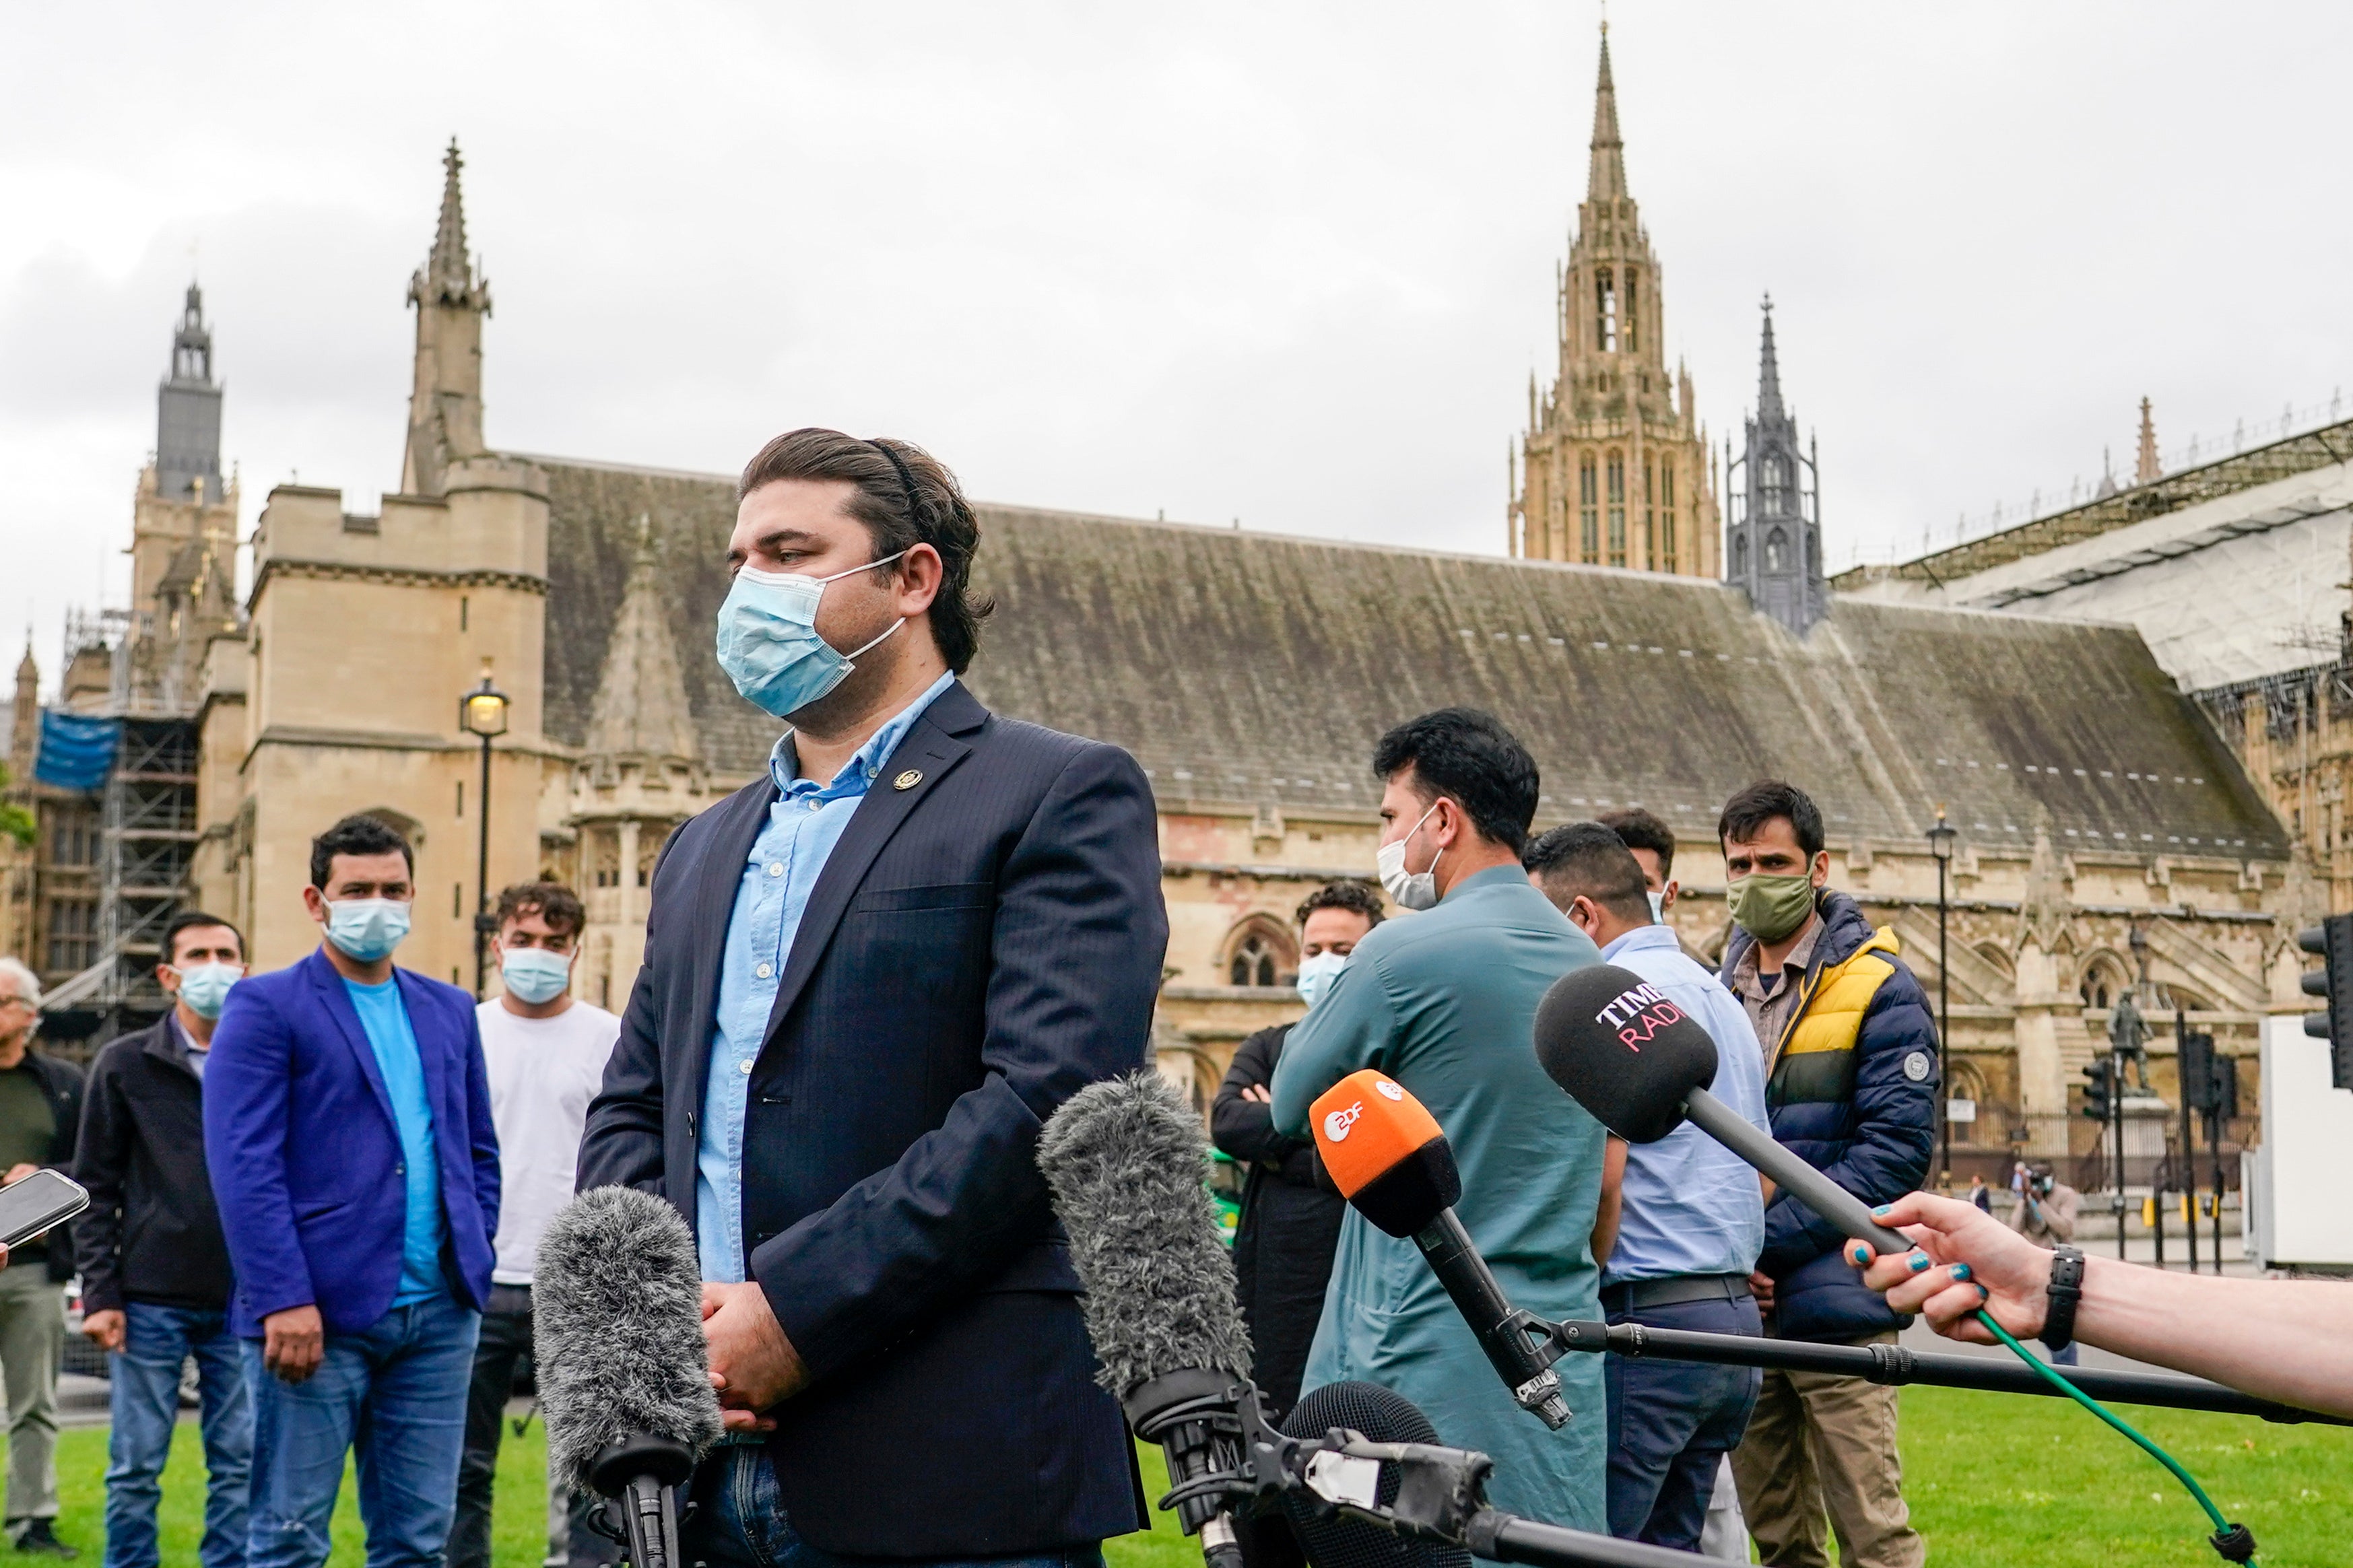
0;956;87;1557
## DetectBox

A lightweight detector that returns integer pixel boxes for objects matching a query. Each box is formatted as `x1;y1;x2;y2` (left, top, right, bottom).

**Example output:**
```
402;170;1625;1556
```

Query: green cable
1972;1307;2257;1564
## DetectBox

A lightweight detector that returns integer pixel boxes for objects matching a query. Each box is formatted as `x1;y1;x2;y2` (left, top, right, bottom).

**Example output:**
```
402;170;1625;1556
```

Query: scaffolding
92;716;197;1035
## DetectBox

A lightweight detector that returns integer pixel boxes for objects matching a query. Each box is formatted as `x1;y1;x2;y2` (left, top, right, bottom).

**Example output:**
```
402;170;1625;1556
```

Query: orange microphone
1311;1070;1570;1429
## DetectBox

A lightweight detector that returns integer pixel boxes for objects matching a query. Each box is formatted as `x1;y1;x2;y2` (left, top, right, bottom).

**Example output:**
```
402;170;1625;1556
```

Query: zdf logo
1323;1101;1365;1143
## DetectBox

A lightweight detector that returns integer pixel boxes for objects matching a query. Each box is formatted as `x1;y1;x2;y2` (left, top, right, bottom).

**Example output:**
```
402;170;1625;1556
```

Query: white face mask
1295;951;1348;1011
1376;801;1444;912
1646;890;1665;923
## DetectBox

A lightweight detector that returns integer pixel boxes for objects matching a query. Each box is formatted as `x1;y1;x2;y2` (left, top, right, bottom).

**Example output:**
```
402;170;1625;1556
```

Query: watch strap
2041;1243;2084;1351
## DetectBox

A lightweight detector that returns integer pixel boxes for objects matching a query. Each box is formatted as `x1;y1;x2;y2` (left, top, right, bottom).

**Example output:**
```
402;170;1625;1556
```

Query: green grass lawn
42;1386;2351;1565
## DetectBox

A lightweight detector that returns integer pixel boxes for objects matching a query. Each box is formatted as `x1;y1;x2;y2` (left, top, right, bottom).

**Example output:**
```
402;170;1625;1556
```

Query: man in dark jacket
576;430;1165;1567
1211;881;1381;1419
0;955;86;1557
75;910;251;1568
1713;782;1933;1568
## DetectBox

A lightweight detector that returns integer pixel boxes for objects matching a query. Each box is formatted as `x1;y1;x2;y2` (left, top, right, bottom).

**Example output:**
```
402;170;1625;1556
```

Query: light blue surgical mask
715;552;908;718
1295;951;1348;1011
325;899;411;963
170;963;242;1021
500;947;573;1006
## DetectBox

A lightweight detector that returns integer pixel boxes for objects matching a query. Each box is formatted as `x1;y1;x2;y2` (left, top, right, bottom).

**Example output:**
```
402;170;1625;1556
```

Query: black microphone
535;1186;725;1568
1280;1382;1471;1568
1038;1072;1258;1568
1532;965;1913;1258
1306;1070;1570;1429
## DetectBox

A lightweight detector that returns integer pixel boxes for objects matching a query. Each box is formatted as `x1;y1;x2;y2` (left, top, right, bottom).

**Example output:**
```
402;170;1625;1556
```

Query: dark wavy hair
737;428;995;673
1295;879;1385;930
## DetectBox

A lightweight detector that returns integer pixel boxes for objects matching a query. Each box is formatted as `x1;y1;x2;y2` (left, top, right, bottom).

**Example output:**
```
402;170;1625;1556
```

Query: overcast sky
5;2;2349;685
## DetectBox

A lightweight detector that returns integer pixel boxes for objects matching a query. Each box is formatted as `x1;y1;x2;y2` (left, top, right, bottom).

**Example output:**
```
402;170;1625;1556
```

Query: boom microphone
1280;1382;1471;1568
1038;1072;1255;1568
1308;1071;1570;1429
535;1186;725;1568
1532;966;1911;1258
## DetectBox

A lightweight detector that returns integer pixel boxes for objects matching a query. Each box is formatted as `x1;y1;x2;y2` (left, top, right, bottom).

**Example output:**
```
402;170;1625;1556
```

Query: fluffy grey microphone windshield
1036;1070;1251;1399
534;1186;724;1495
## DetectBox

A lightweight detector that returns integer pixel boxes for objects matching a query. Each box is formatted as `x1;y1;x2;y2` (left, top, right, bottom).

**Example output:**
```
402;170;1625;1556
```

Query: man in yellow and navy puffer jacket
1713;780;1933;1568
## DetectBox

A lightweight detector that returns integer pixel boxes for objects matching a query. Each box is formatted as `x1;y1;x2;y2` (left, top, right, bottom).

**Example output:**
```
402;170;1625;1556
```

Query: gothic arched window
1579;458;1599;562
1765;528;1787;573
1606;452;1627;567
1230;935;1278;988
1224;917;1297;989
1596;269;1618;353
1624;271;1638;353
1762;455;1787;513
1733;534;1749;576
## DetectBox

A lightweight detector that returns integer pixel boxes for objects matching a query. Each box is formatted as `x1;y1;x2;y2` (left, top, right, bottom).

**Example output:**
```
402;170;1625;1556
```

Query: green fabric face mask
1729;872;1817;943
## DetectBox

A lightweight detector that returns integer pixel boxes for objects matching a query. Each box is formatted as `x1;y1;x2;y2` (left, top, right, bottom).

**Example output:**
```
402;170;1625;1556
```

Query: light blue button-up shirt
696;671;955;1284
1596;922;1771;1285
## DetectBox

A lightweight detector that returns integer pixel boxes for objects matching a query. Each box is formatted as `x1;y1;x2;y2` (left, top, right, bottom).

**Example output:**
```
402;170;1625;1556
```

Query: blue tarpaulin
34;710;119;791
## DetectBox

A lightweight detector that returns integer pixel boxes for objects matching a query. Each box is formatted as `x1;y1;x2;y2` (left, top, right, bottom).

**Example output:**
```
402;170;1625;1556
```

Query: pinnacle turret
412;139;490;312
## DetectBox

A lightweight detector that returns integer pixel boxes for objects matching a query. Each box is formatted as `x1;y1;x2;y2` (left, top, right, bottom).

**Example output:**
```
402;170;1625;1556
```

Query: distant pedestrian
75;912;253;1568
449;883;620;1568
1211;880;1380;1420
1968;1175;1992;1214
2007;1163;2082;1367
0;955;86;1559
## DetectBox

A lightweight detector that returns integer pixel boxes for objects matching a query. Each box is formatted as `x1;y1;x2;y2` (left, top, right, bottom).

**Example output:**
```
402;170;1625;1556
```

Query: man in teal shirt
1271;708;1616;1529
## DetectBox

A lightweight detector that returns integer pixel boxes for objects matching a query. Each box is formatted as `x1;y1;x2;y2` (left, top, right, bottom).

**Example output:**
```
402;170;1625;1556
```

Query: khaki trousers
0;1261;64;1524
1728;1332;1923;1568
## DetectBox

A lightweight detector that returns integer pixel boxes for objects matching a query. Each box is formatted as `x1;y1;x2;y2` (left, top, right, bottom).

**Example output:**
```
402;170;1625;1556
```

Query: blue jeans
105;1303;251;1568
1604;1293;1764;1550
684;1445;1106;1568
241;1293;480;1568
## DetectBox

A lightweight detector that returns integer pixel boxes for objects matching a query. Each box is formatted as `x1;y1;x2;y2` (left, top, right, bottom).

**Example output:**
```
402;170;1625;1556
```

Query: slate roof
526;455;2288;860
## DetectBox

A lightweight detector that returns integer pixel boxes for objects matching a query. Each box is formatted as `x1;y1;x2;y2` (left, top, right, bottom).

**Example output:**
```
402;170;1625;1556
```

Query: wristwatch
2041;1243;2084;1352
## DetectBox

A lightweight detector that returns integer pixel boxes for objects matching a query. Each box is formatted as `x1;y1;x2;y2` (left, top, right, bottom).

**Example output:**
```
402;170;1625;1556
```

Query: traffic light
2296;915;2353;1091
2179;1029;2216;1112
2212;1053;2239;1123
2082;1056;2115;1122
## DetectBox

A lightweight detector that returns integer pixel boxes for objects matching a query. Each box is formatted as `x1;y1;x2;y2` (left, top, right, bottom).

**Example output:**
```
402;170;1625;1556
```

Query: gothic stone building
18;139;2305;1184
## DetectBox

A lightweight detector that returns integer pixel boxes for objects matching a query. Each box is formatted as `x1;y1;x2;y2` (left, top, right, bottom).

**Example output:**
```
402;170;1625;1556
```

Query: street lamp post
459;662;510;999
1926;807;1958;1188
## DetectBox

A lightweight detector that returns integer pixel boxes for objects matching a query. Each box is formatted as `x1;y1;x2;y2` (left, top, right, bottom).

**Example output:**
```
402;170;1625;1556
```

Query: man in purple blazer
205;813;500;1568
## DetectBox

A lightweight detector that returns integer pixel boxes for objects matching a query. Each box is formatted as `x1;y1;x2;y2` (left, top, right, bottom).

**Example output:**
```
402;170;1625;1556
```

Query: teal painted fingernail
1951;1263;1972;1281
1909;1252;1931;1272
1872;1205;1892;1217
1851;1245;1871;1265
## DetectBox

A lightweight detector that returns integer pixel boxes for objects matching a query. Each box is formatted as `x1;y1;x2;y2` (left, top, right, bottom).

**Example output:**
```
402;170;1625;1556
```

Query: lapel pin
892;770;923;791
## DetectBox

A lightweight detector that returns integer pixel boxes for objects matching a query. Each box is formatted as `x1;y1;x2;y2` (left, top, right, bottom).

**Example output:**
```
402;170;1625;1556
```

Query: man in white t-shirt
449;883;621;1568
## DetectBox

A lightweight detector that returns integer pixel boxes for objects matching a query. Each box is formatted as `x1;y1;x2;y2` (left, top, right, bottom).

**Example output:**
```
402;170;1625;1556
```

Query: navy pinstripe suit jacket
578;679;1166;1555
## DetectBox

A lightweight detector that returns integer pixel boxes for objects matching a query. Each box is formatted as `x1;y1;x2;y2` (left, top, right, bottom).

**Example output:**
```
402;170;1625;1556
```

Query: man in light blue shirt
697;669;954;1286
1525;822;1768;1554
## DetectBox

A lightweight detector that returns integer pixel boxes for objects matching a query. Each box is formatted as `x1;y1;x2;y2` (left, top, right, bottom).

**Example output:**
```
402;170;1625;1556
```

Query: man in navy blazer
578;429;1168;1567
205;814;500;1568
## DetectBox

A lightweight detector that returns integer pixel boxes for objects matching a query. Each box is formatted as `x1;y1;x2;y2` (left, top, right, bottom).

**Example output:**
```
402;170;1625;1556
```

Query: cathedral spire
1756;294;1785;421
1728;298;1826;636
401;138;492;496
419;139;488;309
2134;397;2160;485
1586;24;1626;202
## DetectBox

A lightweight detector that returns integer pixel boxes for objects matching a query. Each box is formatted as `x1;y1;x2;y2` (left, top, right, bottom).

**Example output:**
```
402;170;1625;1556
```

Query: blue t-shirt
344;976;446;1303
